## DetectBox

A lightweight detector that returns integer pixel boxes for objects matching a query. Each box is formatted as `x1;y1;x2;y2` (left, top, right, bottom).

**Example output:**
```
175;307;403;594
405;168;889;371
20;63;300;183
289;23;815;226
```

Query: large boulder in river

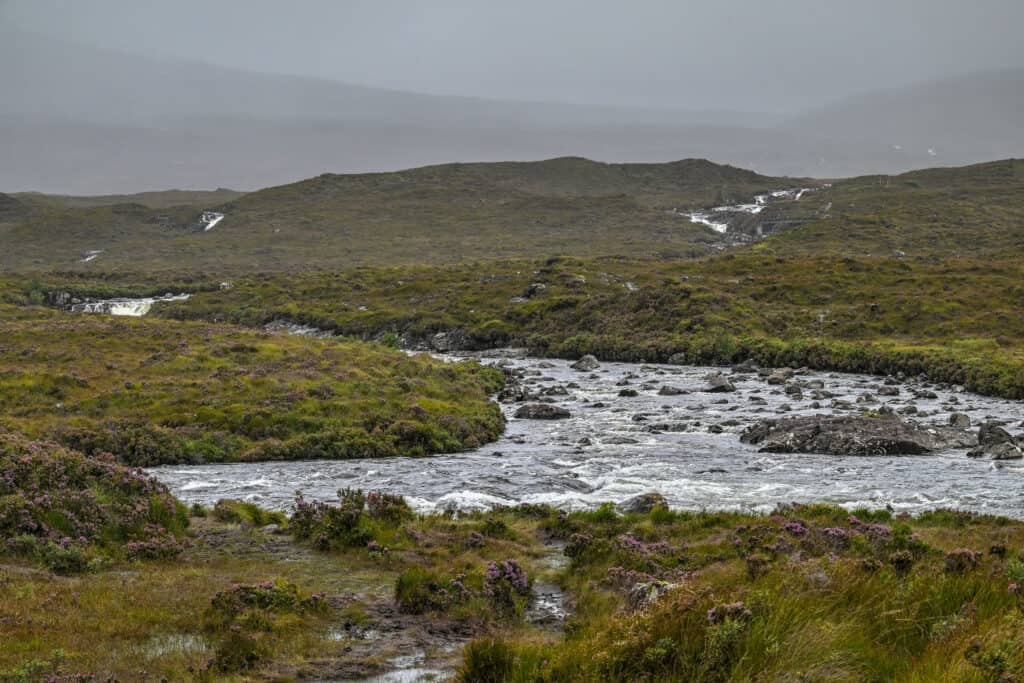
514;404;571;420
703;373;737;393
740;414;977;455
967;422;1024;460
618;492;668;513
570;355;601;372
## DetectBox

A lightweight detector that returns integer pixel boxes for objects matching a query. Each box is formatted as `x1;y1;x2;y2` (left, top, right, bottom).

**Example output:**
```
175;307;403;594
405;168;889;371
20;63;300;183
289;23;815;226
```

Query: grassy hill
0;157;800;272
753;159;1024;258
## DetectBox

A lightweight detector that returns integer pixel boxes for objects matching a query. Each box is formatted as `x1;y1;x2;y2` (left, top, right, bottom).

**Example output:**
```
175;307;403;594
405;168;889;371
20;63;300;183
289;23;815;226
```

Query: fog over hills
2;28;1022;193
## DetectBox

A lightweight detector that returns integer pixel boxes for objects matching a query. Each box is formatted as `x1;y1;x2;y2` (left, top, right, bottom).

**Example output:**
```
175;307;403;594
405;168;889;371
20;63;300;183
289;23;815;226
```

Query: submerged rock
741;414;977;455
514;404;571;420
570;355;601;372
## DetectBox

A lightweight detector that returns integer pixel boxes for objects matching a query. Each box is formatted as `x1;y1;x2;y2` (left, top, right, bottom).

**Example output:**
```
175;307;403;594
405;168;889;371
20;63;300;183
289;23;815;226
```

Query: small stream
150;351;1024;518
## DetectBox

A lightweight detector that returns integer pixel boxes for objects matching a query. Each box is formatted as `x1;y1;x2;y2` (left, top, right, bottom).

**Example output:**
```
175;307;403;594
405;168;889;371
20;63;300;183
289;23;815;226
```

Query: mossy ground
0;304;503;466
2;499;1022;682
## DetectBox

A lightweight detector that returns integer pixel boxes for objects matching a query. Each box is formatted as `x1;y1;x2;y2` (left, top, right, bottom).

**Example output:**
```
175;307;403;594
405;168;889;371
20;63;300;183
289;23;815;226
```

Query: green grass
0;157;800;272
0;304;504;465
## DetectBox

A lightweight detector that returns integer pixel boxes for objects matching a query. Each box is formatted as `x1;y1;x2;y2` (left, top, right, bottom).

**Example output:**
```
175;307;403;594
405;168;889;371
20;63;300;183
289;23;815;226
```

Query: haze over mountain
2;1;1023;193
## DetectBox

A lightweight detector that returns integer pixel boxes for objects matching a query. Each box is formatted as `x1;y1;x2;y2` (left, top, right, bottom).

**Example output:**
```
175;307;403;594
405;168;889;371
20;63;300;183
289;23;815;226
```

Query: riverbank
0;304;504;466
3;488;1022;682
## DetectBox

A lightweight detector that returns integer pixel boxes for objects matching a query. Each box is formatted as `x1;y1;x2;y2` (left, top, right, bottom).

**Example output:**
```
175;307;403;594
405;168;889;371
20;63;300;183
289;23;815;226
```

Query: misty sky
4;0;1023;113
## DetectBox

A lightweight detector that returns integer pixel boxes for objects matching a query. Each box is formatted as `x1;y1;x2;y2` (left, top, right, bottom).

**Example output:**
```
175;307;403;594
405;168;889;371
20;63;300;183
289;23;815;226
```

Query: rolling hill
0;157;800;272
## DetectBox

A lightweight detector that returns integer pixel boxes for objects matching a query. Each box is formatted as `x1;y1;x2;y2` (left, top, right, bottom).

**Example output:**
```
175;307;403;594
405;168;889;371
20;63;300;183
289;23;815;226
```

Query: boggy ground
4;489;1024;682
0;494;566;682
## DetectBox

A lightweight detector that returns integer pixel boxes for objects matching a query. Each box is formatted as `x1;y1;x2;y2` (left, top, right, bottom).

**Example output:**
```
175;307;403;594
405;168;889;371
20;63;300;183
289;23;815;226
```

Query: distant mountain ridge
1;29;1022;193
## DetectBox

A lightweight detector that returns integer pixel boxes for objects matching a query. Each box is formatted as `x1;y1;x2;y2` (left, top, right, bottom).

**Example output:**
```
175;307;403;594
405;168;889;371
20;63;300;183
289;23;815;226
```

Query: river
149;351;1024;518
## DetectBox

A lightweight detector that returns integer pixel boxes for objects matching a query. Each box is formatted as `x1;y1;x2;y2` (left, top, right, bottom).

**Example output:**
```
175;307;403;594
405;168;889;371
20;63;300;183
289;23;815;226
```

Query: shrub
0;433;187;568
458;638;515;683
365;490;412;524
290;489;372;550
395;567;470;614
944;548;982;573
212;500;285;527
483;559;531;618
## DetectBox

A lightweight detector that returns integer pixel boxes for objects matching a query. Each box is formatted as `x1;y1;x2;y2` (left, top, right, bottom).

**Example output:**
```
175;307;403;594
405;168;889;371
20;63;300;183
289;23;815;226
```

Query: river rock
657;385;686;396
740;414;977;455
618;389;639;397
766;368;794;385
731;359;758;373
514;404;571;420
703;374;737;393
618;492;668;513
571;355;601;371
948;413;972;429
967;422;1024;459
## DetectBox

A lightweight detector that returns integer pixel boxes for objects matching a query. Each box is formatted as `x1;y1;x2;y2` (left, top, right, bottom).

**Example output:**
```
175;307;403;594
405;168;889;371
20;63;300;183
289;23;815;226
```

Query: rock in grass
741;414;977;455
618;492;668;513
627;581;675;610
570;355;601;371
514;404;571;420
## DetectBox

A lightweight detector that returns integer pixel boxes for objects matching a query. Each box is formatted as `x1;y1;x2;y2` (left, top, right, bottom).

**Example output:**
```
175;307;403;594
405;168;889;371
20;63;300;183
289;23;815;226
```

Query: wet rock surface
741;414;978;455
153;352;1024;518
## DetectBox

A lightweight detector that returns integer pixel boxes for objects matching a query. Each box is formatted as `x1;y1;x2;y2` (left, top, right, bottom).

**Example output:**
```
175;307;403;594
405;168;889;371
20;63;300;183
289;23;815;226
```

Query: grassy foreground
0;304;503;466
2;438;1022;682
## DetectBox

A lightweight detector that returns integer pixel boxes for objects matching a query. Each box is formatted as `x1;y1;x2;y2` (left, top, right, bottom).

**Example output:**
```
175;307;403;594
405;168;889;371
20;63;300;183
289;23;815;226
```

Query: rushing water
150;351;1024;518
68;293;191;316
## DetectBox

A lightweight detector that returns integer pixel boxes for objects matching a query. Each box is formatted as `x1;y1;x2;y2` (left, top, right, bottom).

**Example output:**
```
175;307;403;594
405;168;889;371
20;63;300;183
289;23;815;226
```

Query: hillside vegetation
0;157;799;272
0;304;504;466
11;158;1024;398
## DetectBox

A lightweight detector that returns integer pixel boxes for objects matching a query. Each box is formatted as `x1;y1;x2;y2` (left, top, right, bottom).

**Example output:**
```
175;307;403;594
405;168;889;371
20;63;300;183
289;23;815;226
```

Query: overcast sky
4;0;1024;112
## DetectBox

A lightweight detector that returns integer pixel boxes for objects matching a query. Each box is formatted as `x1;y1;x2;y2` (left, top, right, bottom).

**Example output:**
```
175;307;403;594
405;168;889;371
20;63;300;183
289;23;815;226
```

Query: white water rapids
683;187;815;233
149;351;1024;518
68;293;191;316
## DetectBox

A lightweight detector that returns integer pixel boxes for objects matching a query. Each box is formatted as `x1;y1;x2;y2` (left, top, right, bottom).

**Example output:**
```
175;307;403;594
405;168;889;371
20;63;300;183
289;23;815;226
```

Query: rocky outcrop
570;355;601;372
429;329;469;352
741;414;977;455
514;404;571;420
967;422;1024;460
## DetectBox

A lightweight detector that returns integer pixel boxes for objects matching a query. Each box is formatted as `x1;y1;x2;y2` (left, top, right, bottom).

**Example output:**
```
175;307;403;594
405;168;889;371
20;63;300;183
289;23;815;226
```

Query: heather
2;489;1024;680
0;432;187;572
0;307;504;466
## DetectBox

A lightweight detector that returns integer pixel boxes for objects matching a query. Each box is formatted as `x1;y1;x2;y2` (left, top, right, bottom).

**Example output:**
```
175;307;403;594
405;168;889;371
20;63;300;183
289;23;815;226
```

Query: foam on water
149;353;1024;518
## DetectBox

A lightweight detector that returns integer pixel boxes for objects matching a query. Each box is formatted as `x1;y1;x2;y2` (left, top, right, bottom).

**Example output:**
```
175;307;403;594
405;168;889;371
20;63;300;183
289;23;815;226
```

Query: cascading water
149;351;1024;517
68;293;191;316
